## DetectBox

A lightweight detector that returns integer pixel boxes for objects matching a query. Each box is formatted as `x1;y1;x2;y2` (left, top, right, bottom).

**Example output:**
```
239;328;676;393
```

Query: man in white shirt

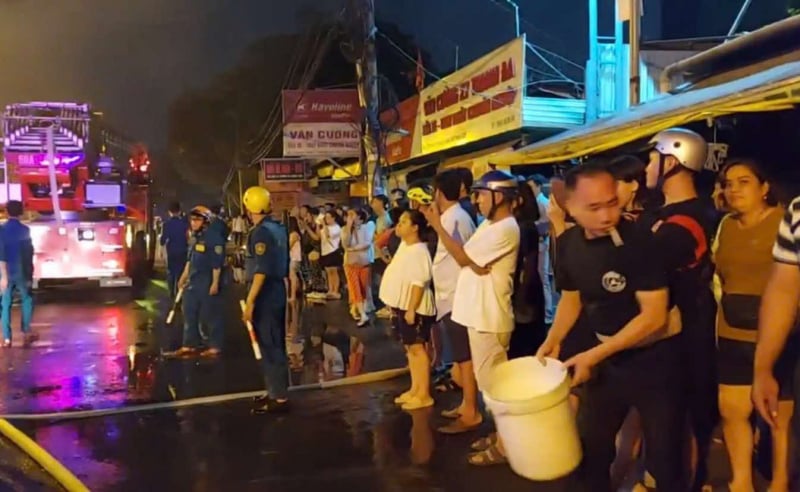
527;174;555;323
423;169;520;466
429;170;480;435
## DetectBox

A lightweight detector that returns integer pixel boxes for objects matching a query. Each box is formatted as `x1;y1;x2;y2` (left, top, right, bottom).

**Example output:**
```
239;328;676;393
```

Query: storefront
495;61;800;168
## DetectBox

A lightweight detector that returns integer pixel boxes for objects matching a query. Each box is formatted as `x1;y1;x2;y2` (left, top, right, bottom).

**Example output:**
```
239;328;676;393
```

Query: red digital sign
260;158;309;181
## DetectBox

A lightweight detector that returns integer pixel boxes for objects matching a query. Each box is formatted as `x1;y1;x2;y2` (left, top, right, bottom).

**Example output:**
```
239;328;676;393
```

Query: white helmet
649;128;708;173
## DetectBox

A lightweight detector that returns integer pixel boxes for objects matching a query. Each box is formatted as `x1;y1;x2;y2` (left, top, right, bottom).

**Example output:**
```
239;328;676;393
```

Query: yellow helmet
243;186;271;214
407;185;433;206
189;205;212;222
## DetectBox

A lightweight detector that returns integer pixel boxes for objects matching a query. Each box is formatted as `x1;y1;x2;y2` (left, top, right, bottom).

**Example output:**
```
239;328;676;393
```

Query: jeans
578;337;687;491
1;276;33;341
254;300;289;400
181;287;224;349
538;237;555;323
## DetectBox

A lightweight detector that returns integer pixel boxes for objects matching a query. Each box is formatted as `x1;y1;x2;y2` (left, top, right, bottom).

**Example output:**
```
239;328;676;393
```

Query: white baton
166;287;184;325
239;300;263;360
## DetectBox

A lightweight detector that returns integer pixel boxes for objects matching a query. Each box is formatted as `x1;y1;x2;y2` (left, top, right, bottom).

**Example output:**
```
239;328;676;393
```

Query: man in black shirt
640;128;719;491
537;163;686;491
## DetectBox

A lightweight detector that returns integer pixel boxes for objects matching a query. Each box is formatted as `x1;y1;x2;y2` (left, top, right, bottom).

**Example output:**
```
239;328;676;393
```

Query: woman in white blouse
380;209;436;410
319;210;344;300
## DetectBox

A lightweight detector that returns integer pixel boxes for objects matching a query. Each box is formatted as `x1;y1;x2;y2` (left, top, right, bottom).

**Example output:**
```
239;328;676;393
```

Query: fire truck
0;101;154;289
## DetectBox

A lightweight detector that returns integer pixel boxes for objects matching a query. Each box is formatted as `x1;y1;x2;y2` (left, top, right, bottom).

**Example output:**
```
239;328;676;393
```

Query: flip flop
467;443;507;466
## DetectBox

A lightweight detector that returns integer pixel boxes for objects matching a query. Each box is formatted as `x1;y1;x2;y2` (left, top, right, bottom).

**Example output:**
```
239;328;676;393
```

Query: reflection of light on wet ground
0;286;409;415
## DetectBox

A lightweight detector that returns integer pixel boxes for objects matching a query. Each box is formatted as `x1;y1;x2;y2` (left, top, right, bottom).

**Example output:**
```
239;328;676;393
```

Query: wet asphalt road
0;281;405;415
0;280;770;491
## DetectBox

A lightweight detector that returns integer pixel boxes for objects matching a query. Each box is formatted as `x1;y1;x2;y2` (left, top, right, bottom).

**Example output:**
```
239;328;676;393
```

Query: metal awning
497;60;800;166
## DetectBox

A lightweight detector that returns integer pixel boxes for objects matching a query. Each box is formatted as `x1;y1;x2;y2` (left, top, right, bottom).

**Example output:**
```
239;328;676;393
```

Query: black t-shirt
556;219;667;337
638;198;717;328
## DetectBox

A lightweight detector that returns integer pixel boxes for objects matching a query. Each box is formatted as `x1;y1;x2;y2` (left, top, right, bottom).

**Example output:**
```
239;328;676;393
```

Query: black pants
578;337;687;491
678;310;720;491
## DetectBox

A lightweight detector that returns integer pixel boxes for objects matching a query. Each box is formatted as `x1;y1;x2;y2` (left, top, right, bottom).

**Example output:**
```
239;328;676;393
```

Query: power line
377;29;571;106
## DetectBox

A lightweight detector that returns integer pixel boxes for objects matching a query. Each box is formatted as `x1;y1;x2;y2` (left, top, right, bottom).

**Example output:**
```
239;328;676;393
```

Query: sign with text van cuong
282;90;362;158
419;36;526;155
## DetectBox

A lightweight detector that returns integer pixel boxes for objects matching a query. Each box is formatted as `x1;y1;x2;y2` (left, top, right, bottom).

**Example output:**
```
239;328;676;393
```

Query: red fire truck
0;102;154;289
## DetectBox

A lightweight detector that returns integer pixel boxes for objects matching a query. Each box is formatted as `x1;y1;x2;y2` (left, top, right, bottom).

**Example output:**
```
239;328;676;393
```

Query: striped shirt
773;197;800;265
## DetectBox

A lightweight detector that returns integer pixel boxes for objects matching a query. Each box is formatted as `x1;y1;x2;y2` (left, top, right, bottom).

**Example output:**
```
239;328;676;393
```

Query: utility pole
628;0;641;106
355;0;383;196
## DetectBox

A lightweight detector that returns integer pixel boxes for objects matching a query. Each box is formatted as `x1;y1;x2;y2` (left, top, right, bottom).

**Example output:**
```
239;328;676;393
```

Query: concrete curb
0;367;409;422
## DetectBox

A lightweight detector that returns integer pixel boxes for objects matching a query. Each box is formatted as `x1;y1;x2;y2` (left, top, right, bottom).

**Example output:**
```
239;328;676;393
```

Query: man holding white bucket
422;170;520;466
537;162;686;490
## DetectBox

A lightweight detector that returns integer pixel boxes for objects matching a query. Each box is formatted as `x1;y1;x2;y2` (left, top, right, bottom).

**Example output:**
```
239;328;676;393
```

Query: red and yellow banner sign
419;36;526;155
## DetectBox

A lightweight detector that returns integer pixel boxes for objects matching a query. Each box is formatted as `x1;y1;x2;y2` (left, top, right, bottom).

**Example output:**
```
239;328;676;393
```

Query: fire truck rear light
109;227;119;234
78;228;95;241
58;227;67;236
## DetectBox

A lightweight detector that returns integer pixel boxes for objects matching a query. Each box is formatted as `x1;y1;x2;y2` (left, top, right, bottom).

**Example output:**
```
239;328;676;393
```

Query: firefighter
168;205;225;358
160;201;189;299
1;200;35;348
241;186;291;414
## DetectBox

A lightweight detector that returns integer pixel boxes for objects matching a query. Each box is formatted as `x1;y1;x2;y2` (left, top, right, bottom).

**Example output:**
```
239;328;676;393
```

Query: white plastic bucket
484;356;582;481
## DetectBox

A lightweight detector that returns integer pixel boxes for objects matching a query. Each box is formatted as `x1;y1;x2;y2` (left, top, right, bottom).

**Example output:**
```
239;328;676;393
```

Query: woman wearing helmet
241;186;291;414
169;205;226;359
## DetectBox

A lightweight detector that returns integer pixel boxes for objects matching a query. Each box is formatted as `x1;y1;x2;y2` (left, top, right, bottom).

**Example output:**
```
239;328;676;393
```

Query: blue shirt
160;215;189;260
1;219;33;279
186;229;225;290
246;217;288;304
208;217;230;245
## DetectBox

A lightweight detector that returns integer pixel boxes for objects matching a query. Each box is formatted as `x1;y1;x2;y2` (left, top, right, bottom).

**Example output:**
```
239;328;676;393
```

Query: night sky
0;0;783;150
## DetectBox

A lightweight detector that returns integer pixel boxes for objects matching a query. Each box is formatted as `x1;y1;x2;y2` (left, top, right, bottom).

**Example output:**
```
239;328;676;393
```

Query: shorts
391;308;434;346
440;314;471;363
718;336;798;400
319;249;343;268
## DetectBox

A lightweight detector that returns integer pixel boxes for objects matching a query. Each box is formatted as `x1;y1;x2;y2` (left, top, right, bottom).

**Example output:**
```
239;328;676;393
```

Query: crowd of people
154;125;800;489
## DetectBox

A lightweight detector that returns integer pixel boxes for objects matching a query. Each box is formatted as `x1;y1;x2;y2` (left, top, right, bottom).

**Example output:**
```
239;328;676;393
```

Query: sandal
470;434;497;452
467;443;507;466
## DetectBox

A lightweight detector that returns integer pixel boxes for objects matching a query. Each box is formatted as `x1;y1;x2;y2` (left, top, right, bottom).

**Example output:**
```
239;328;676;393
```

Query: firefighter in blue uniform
241;186;290;414
1;200;35;348
160;201;189;299
168;205;225;358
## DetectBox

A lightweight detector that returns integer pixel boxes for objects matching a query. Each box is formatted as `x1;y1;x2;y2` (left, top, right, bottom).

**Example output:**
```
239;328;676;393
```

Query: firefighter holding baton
241;186;291;414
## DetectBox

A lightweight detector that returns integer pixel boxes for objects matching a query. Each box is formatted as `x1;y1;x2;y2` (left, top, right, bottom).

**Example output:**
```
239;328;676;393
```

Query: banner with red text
282;90;362;158
419;36;525;155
